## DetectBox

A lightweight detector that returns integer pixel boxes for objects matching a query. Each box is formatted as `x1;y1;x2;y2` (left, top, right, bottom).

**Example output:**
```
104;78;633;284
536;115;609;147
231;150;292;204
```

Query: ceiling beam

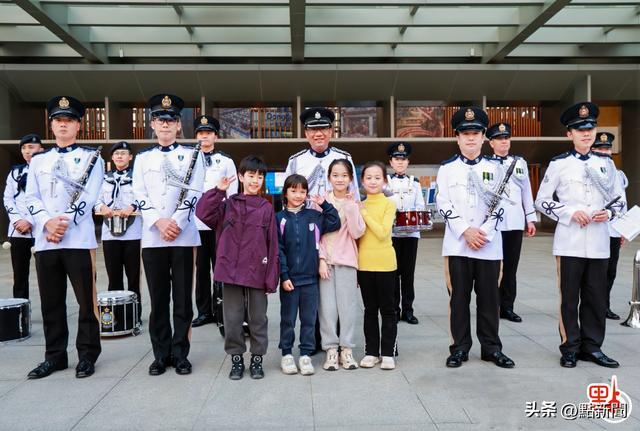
482;0;571;63
290;0;305;62
13;0;107;63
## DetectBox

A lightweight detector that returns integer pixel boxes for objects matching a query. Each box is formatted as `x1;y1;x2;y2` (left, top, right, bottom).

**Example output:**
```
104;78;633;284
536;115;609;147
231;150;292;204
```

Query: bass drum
0;298;31;342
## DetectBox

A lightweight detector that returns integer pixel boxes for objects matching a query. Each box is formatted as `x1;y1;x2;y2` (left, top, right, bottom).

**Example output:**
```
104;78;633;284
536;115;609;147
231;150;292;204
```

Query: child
277;174;340;376
195;155;279;381
318;159;366;371
357;161;398;370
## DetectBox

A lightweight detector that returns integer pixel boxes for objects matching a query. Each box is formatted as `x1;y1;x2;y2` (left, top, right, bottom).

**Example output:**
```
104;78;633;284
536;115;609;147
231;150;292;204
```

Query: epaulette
180;143;196;149
213;150;232;159
440;155;458;165
79;145;99;152
550;151;571;161
138;144;156;154
288;149;307;160
592;152;612;159
332;147;352;158
10;163;27;171
31;148;51;158
413;176;421;183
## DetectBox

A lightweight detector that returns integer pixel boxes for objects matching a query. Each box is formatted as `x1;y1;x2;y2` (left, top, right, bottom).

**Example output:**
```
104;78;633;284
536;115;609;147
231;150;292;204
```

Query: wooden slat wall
45;107;106;140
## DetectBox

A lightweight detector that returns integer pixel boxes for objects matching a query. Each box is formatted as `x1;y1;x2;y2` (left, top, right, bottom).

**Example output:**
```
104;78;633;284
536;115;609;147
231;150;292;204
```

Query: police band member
387;142;425;325
535;102;623;368
133;94;205;376
192;115;237;328
3;134;43;299
25;96;104;379
94;141;142;323
590;132;628;321
436;107;515;369
486;123;537;323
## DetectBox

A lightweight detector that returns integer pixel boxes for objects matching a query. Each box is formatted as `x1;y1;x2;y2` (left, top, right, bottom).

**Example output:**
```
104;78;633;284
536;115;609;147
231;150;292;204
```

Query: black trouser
557;256;608;355
142;247;194;362
357;270;398;357
606;237;621;309
392;237;419;315
499;230;524;312
34;249;101;366
103;239;142;319
194;230;216;317
444;256;502;356
10;237;34;299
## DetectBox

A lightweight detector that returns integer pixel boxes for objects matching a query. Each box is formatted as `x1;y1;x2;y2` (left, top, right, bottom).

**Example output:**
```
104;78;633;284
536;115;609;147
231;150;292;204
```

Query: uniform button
470;218;474;222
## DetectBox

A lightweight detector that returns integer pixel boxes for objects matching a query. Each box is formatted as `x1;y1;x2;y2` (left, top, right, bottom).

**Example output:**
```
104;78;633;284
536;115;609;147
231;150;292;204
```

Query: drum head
0;298;29;307
97;290;137;305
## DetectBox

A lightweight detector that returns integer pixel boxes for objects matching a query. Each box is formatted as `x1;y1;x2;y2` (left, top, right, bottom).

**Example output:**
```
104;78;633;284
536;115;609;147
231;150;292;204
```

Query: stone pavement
0;235;639;430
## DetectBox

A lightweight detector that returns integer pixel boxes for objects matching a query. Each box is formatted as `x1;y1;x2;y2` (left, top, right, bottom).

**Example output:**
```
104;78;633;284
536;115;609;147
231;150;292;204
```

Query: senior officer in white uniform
535;102;624;369
25;96;104;379
133;94;205;376
436;106;515;369
192;114;237;328
486;123;537;323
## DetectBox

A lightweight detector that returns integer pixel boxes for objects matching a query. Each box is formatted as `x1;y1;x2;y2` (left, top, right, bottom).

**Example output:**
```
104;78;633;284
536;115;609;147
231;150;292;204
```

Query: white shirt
195;150;237;231
285;147;359;199
535;150;624;258
490;155;537;232
3;164;34;239
95;167;142;241
25;144;104;252
132;143;205;249
388;173;426;239
436;154;505;260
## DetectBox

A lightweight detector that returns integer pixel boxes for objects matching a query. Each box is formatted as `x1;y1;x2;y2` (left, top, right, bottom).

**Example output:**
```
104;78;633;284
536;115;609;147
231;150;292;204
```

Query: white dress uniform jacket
132;143;205;249
3;164;34;239
25;144;104;252
388;173;426;239
491;155;537;232
535;150;624;259
285;147;359;199
95;167;142;241
195;150;237;231
436;155;505;260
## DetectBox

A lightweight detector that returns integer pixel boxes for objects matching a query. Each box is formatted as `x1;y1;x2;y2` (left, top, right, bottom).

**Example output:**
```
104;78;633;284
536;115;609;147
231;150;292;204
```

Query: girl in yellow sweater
357;161;398;370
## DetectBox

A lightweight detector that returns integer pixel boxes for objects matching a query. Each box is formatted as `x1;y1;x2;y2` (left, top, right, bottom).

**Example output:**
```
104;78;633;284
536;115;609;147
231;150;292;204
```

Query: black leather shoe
174;358;192;375
578;351;620;368
401;312;419;325
500;309;522;323
249;355;264;379
446;351;469;368
148;359;167;376
229;354;245;380
192;314;215;327
75;360;95;378
606;309;620;320
481;351;515;368
560;352;577;368
27;361;67;379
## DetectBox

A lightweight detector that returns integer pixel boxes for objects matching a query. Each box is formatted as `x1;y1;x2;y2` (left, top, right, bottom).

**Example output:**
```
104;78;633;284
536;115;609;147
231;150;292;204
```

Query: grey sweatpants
318;264;358;350
223;284;269;355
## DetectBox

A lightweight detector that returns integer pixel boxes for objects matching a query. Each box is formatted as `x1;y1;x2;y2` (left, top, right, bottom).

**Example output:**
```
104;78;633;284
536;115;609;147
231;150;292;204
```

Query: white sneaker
339;347;359;370
281;354;298;375
299;355;315;376
380;356;396;370
323;348;339;371
359;355;380;368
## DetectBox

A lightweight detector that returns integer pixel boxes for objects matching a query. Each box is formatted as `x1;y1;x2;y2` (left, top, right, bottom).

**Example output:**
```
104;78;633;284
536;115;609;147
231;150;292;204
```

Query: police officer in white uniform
387;142;425;325
436;106;515;369
191;114;237;328
590;132;628;320
486;123;537;323
3;133;43;299
95;141;143;322
133;94;205;376
25;96;104;379
535;102;623;368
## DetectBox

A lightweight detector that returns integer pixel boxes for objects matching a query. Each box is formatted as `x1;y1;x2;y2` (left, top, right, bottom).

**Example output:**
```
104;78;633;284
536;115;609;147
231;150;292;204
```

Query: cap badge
201;117;208;125
600;133;608;142
498;124;506;132
58;97;70;108
398;143;405;152
579;105;589;118
464;109;475;121
314;111;321;120
161;95;172;108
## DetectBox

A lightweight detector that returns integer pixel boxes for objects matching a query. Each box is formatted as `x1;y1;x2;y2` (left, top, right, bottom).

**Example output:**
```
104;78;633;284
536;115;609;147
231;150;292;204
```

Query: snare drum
394;210;433;233
105;215;135;237
97;291;140;337
0;298;31;342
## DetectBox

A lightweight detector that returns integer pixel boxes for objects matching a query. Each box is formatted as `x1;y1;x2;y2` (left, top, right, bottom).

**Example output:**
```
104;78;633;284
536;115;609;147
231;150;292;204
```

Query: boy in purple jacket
195;156;279;380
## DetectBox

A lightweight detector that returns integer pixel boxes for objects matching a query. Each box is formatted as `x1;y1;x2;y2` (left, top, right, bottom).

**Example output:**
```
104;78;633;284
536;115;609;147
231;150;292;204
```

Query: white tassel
2;241;11;250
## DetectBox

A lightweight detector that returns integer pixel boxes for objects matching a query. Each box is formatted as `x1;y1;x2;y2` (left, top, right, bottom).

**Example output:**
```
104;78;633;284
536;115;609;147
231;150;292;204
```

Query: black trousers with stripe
445;256;502;356
103;239;142;319
606;237;621;309
557;256;608;355
10;237;34;299
392;237;419;315
194;230;217;318
499;230;524;312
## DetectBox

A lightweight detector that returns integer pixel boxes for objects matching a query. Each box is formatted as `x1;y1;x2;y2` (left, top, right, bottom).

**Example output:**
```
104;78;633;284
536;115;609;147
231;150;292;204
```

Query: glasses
153;118;178;125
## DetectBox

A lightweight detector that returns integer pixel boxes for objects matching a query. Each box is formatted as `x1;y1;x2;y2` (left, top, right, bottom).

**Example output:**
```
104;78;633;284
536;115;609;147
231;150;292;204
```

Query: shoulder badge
440;155;458;165
288;149;307;160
